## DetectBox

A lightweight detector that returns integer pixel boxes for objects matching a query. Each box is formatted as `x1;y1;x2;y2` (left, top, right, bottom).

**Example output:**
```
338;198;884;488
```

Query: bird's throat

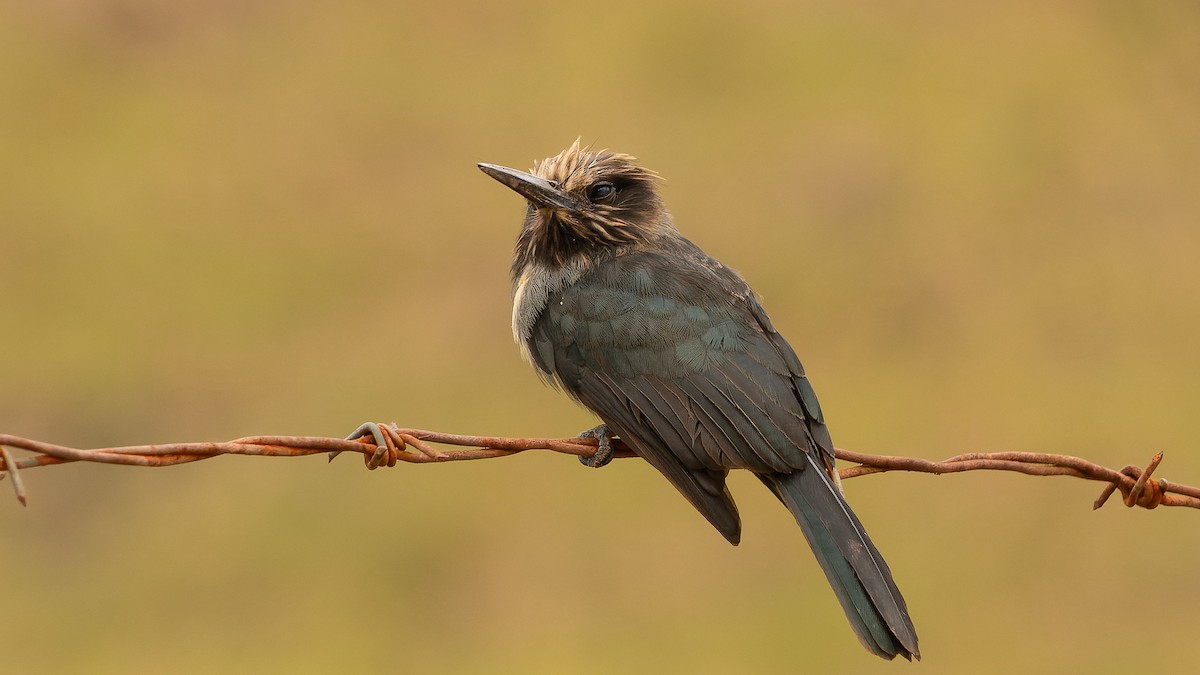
510;257;595;370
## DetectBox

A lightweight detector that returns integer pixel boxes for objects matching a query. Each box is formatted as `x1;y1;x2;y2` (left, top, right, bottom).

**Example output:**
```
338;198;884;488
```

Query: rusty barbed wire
2;426;1198;510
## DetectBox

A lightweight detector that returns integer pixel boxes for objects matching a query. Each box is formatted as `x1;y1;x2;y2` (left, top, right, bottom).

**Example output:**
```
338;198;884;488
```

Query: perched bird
476;140;919;660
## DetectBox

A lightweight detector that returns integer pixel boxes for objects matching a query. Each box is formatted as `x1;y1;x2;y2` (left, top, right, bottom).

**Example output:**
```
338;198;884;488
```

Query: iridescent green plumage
480;143;919;660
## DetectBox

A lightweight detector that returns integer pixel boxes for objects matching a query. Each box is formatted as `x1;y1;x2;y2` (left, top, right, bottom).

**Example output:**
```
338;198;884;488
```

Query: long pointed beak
478;163;580;212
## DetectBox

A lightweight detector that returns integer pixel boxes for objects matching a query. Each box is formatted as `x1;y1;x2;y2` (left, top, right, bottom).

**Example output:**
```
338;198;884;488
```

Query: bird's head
479;139;674;270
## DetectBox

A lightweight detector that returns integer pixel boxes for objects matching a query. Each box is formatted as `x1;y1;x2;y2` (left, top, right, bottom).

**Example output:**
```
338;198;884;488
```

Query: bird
475;140;919;660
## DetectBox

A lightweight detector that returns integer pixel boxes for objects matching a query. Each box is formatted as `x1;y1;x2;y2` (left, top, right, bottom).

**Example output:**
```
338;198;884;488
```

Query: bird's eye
588;182;616;201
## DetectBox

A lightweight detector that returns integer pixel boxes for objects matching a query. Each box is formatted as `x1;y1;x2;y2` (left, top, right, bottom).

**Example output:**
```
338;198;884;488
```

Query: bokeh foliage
2;2;1198;673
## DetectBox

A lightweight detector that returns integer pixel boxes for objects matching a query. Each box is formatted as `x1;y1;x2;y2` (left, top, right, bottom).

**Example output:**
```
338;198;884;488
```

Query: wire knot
1094;451;1165;510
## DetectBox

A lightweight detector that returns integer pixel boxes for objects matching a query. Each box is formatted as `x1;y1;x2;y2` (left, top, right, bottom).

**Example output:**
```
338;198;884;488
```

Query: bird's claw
578;424;615;468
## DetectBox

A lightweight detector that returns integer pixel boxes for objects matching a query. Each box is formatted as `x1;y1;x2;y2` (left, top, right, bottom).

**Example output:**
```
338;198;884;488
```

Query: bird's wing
742;292;839;477
528;247;836;540
571;371;745;544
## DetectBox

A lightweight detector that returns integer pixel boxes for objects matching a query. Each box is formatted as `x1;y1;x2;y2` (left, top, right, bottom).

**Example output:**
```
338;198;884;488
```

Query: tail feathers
763;458;920;660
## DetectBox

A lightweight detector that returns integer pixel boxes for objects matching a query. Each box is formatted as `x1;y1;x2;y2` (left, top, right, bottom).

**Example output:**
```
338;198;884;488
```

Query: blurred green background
3;2;1199;673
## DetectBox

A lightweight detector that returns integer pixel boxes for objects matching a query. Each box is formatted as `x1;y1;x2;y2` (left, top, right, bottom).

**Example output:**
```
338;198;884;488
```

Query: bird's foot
577;424;615;468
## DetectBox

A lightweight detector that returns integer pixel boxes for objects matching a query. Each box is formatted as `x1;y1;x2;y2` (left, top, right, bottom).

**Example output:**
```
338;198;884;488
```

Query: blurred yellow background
3;2;1198;673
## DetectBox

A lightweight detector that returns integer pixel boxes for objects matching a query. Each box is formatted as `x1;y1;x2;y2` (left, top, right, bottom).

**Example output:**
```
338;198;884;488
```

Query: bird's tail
761;456;920;660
